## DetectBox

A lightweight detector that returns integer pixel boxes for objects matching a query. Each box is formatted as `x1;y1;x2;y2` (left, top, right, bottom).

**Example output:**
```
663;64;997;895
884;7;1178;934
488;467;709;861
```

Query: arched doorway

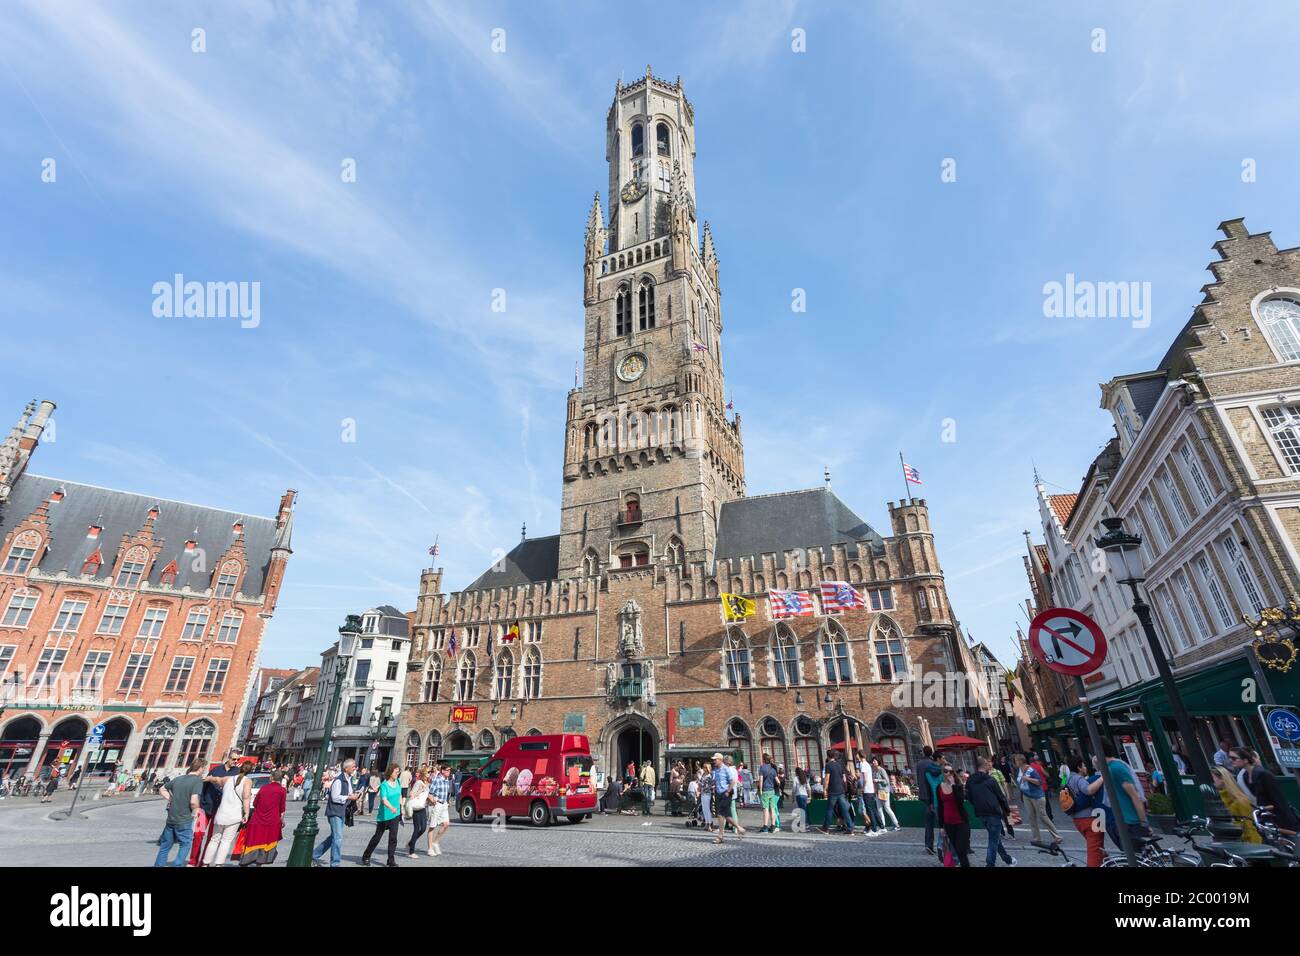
0;716;41;776
606;714;657;783
446;730;472;751
42;716;88;770
94;718;134;774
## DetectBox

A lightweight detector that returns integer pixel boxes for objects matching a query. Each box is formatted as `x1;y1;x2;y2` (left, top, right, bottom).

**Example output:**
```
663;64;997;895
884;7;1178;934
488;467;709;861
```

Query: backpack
1060;776;1092;814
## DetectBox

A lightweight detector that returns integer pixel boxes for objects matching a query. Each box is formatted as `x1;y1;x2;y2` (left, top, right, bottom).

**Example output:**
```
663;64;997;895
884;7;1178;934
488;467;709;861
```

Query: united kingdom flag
819;581;867;612
768;588;814;620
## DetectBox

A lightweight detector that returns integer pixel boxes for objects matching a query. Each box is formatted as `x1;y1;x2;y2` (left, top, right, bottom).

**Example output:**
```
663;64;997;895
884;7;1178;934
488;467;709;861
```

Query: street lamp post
286;616;361;868
1096;517;1235;833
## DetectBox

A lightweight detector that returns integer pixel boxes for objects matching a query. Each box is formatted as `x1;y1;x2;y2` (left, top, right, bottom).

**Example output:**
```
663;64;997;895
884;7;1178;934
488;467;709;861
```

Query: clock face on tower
617;352;647;382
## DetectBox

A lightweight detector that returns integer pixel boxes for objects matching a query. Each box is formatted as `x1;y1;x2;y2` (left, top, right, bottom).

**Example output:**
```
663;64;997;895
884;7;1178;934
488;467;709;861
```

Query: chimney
18;400;56;452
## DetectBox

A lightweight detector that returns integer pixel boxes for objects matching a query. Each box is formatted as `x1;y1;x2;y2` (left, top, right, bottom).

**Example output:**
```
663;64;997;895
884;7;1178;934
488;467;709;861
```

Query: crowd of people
150;750;464;868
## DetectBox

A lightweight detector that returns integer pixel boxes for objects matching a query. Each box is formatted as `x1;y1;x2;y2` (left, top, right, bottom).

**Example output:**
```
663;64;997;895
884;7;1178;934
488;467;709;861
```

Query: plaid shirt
429;775;452;804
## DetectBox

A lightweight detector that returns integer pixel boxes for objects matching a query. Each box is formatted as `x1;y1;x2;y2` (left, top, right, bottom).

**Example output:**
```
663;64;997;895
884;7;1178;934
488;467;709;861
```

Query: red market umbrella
870;743;900;755
827;740;862;751
932;735;986;751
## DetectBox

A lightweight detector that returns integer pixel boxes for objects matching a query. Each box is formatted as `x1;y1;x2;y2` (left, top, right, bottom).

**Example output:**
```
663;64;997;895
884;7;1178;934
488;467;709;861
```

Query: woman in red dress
240;770;287;866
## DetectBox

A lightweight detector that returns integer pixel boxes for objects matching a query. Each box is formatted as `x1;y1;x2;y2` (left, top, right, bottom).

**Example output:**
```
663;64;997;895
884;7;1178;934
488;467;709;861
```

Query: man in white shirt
858;755;883;835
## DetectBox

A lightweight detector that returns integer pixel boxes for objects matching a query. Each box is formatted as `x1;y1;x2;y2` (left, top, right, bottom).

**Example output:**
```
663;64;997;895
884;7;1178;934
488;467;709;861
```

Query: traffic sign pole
1075;676;1137;866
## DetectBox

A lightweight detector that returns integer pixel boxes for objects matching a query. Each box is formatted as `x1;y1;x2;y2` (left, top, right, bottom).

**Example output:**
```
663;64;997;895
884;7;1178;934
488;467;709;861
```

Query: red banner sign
450;705;478;724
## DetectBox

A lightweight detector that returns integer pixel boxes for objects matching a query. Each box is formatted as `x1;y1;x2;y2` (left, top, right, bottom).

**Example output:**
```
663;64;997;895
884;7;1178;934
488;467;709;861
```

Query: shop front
1031;651;1300;820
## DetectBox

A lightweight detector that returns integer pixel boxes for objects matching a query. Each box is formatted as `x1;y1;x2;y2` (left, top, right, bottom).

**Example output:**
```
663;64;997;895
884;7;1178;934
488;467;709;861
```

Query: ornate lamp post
286;615;361;868
1095;517;1234;832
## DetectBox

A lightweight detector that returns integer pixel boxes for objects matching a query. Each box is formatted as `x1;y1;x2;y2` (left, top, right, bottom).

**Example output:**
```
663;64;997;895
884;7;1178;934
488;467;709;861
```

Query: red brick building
0;399;294;779
392;74;979;784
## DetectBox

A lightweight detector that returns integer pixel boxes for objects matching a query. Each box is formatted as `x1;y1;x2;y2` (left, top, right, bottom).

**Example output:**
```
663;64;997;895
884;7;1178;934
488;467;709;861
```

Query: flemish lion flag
721;592;756;623
505;622;520;643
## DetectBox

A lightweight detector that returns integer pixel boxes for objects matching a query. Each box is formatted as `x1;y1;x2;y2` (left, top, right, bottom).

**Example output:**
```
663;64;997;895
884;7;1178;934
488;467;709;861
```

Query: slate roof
460;487;884;589
367;605;410;637
1126;373;1168;421
0;474;282;597
466;534;561;590
714;487;884;568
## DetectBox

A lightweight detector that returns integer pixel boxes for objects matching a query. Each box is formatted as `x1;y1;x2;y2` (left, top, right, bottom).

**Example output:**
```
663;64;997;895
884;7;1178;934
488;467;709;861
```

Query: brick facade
0;401;294;778
391;74;977;783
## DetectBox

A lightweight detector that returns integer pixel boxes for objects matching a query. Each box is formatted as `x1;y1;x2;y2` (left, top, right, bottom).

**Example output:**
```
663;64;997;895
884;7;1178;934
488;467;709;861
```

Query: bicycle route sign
1028;607;1108;677
1260;705;1300;769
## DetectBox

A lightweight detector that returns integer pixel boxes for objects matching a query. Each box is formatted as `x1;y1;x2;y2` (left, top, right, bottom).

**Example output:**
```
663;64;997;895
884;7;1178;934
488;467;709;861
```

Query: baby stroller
681;791;703;828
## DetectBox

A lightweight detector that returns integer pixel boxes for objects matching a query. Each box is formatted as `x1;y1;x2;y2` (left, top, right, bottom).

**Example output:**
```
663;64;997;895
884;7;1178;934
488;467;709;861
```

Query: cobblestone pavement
0;789;1094;867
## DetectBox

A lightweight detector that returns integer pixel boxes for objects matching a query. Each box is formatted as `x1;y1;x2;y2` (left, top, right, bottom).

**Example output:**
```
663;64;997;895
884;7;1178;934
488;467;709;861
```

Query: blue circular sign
1267;708;1300;742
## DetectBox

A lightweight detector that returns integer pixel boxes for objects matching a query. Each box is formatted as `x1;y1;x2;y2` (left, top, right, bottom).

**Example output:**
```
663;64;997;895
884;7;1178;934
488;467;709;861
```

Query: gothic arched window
494;652;514;700
820;621;851;683
638;279;656;330
422;657;442;702
522;646;542;699
616;286;632;336
724;629;752;689
456;653;477;701
664;537;683;567
631;123;644;158
582;550;599;577
874;619;909;682
656;122;670;156
771;624;800;686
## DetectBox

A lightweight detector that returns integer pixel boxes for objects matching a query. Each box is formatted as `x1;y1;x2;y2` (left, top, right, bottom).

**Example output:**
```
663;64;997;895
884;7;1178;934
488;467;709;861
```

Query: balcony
615;678;643;700
615;506;643;529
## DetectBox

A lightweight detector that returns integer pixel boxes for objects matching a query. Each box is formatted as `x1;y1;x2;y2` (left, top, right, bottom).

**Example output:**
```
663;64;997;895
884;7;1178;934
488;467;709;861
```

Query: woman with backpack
1064;754;1106;866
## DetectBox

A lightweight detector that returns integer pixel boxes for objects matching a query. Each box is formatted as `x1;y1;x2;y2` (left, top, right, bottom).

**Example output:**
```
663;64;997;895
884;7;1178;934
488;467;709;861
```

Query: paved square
0;790;1093;868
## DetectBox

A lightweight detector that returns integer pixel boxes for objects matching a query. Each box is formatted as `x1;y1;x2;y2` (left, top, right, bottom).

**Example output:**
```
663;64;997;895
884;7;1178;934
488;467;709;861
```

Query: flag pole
898;452;912;505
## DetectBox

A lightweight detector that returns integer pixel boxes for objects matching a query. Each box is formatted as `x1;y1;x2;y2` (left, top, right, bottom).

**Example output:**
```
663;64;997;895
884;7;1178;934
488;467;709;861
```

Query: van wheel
567;814;586;824
458;800;477;824
529;801;551;826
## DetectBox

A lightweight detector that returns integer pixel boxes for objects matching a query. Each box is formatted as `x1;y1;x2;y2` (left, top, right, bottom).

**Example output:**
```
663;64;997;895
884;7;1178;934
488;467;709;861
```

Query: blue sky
5;1;1300;671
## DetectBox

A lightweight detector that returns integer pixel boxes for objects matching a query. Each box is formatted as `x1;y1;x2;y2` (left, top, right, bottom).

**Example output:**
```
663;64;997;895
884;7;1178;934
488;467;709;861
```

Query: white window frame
1251;290;1300;363
137;607;168;639
216;611;242;644
1156;585;1191;652
1158;469;1192;531
1174;569;1211;644
1140;492;1171;551
181;607;210;641
1;590;38;628
1115;397;1137;445
77;650;112;692
2;546;36;575
1177;443;1216;508
96;601;130;636
1195;553;1235;631
1219;534;1267;615
51;598;88;634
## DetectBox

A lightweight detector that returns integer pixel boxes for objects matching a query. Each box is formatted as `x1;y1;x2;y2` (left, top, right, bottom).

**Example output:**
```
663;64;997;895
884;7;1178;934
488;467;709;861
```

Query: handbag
407;788;429;812
943;845;955;868
876;789;889;802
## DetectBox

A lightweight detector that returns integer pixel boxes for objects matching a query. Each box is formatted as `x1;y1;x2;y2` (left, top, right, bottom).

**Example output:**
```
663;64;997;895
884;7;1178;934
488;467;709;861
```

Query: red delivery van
457;733;596;826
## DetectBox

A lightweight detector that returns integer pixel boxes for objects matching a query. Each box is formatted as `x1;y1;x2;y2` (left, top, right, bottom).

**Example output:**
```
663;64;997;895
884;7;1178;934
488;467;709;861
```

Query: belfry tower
559;67;744;578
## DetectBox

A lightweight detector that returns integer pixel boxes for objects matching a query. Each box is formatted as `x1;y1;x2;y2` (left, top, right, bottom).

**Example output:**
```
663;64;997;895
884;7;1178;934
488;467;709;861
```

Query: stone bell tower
560;68;744;579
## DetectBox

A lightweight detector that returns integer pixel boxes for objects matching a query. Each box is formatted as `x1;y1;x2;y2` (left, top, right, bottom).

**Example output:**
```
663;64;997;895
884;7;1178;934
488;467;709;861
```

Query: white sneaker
433;844;442;856
427;848;436;857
